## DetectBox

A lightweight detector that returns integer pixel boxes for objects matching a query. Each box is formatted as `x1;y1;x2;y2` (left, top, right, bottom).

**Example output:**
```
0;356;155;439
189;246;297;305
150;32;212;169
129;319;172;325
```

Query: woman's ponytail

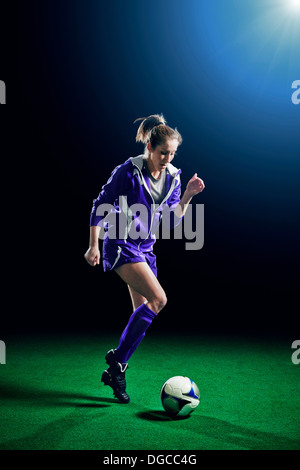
134;114;182;150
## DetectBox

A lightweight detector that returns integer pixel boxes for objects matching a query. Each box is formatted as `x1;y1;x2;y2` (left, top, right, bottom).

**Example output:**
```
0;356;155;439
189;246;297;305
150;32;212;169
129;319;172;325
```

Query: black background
1;1;299;339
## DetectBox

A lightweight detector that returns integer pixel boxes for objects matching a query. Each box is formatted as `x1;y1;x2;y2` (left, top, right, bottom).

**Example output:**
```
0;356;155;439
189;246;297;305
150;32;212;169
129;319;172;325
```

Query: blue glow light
23;0;299;289
287;0;300;12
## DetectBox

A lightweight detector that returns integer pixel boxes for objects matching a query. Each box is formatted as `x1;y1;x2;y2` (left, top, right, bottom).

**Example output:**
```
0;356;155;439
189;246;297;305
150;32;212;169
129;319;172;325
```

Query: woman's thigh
114;262;166;313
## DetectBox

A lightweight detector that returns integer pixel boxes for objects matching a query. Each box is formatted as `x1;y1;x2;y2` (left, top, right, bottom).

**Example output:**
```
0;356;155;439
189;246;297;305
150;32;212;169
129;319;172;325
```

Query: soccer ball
160;376;200;417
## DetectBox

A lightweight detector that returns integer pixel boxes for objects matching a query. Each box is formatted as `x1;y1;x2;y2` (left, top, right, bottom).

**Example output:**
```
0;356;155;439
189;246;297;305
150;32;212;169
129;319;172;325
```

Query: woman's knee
149;291;167;314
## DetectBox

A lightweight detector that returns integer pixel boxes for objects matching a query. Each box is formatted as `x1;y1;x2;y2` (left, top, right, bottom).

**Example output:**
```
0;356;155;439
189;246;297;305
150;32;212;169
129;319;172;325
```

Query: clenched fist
84;246;100;266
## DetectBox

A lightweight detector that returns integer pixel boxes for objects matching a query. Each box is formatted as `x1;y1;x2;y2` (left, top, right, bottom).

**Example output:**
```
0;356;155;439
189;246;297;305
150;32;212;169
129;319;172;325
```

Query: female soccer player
84;114;205;403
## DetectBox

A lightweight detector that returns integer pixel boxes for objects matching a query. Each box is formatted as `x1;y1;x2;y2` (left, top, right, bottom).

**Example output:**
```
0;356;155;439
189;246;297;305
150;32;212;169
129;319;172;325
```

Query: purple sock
114;303;156;363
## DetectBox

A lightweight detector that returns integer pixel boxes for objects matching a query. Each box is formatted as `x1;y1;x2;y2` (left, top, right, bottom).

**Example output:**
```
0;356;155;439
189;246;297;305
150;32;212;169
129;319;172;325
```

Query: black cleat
101;349;130;404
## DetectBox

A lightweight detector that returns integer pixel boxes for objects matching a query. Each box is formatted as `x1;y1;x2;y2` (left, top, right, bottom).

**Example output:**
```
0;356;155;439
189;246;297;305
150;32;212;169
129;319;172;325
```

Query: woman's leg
127;285;147;311
102;261;167;403
112;261;167;363
115;261;167;314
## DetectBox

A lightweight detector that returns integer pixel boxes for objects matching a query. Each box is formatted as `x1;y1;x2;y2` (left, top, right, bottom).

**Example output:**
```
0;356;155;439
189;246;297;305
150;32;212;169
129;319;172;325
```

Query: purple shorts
102;240;157;277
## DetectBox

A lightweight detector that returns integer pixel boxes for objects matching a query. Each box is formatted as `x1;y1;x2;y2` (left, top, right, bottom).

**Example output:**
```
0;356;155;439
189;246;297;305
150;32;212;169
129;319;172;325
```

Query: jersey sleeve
167;177;181;209
89;163;131;227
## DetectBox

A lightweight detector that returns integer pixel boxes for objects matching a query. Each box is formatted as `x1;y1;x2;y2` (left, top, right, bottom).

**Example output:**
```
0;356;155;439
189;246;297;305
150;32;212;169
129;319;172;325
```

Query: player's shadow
0;410;99;450
0;382;120;449
0;382;118;408
137;411;300;450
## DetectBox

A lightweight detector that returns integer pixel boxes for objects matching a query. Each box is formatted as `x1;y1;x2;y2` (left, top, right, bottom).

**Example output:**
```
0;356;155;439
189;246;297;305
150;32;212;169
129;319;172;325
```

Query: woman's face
147;138;179;174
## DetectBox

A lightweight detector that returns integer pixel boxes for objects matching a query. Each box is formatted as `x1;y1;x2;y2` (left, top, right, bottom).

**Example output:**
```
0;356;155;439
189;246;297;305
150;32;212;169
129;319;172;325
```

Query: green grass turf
0;333;299;450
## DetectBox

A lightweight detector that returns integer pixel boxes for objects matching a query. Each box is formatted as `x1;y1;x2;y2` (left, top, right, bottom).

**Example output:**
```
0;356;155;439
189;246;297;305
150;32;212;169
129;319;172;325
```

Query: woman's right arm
84;226;101;266
85;162;131;266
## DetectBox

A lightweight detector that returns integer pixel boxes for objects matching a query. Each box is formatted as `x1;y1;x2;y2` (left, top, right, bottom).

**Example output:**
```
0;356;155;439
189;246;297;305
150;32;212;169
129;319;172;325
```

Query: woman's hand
186;173;205;197
175;173;205;218
84;246;100;266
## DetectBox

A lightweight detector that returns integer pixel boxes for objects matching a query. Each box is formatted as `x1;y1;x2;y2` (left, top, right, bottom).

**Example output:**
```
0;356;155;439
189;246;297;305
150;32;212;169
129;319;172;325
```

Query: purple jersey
90;154;183;253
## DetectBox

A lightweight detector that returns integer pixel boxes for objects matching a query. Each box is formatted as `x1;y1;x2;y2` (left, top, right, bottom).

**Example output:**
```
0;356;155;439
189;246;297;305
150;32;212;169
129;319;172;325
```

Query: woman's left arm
174;173;205;218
